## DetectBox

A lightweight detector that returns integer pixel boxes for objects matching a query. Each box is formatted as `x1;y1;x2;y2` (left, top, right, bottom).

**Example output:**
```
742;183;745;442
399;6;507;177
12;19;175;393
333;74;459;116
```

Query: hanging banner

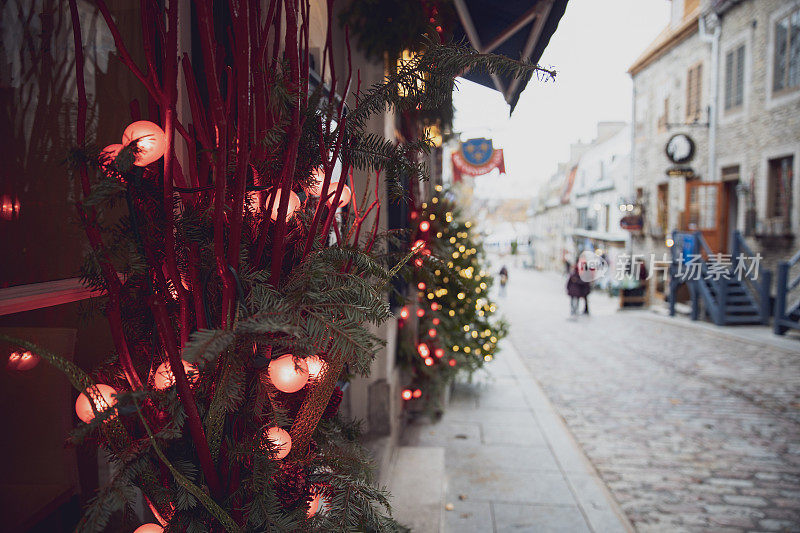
451;138;506;182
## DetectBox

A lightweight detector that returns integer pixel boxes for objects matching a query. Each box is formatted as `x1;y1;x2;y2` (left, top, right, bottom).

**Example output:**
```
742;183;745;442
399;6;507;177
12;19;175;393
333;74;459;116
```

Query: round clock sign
665;133;695;164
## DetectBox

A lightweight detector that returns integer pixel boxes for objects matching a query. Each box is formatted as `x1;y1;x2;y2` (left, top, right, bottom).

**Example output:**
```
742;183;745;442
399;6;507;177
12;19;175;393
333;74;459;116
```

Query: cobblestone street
501;266;800;532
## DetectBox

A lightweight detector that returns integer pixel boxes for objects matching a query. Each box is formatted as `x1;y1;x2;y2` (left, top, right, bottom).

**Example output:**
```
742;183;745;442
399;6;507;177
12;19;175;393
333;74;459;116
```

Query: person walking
566;264;591;315
499;265;509;297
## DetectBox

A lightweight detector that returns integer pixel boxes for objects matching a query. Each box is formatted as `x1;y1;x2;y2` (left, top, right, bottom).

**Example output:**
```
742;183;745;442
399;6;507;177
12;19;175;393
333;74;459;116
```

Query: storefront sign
451;138;506;182
665;133;695;164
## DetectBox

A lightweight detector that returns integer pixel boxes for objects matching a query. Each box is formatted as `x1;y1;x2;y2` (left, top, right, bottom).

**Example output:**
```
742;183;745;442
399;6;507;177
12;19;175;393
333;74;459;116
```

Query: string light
402;389;413;400
400;307;410;319
412;389;422;398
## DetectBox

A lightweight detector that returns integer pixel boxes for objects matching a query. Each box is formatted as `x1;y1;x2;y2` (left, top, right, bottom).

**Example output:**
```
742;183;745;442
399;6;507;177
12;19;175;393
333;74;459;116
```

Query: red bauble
75;384;118;424
122;121;167;166
7;350;39;371
153;360;199;390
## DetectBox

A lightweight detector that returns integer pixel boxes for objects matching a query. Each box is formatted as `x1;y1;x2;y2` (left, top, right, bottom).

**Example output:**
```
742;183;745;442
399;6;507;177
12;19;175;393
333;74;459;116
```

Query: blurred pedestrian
566;264;591;315
499;265;509;297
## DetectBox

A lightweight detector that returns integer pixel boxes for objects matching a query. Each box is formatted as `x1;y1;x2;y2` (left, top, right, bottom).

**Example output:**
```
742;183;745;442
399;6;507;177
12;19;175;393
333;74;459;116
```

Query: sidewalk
401;341;633;533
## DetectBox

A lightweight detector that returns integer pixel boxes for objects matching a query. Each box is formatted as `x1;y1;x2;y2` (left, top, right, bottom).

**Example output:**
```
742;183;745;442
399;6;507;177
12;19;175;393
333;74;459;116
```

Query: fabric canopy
451;0;569;112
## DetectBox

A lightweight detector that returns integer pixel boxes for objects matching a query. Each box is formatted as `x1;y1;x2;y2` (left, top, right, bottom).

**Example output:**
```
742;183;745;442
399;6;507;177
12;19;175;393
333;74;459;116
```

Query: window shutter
735;45;745;106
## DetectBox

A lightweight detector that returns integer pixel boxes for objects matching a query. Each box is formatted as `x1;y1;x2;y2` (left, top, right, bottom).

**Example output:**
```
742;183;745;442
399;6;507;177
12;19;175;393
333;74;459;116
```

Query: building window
657;95;669;131
773;8;800;94
767;156;794;226
657;183;669;235
686;63;703;122
721;165;740;182
577;207;588;230
724;44;745;110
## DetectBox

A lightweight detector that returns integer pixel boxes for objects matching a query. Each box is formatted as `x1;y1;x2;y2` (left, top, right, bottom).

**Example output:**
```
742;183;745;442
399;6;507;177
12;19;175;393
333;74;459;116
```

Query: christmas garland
398;188;508;414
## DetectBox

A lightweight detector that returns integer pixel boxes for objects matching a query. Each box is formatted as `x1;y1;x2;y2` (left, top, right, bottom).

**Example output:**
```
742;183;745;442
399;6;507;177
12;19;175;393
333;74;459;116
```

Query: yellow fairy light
445;213;453;222
447;262;454;268
435;269;441;275
490;336;497;343
484;329;491;336
452;252;460;259
435;184;443;192
464;347;471;353
422;203;427;209
457;292;465;300
430;214;436;220
436;232;443;238
471;331;478;338
427;293;434;300
443;277;449;283
462;325;469;332
432;197;438;203
475;348;481;355
475;287;481;293
489;305;496;312
480;282;487;289
453;345;459;351
449;237;456;243
479;310;485;316
449;310;455;316
484;355;492;362
483;343;491;351
465;221;472;228
458;245;466;253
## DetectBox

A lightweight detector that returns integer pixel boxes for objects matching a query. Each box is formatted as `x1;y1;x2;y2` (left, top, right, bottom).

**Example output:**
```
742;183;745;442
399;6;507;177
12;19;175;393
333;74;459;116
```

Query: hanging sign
451;138;506;182
620;214;644;231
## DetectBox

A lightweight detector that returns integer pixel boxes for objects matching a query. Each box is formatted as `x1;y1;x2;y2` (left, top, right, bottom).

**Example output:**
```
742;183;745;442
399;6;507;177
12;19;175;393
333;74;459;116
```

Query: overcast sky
453;0;672;198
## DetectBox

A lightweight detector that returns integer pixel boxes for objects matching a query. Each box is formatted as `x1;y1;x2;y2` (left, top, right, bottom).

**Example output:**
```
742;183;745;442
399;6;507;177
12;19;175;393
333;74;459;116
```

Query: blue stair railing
774;247;800;335
669;230;771;326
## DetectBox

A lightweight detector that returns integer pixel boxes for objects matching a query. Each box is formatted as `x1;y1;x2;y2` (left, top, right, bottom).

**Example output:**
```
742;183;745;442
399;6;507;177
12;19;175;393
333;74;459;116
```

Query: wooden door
684;181;724;253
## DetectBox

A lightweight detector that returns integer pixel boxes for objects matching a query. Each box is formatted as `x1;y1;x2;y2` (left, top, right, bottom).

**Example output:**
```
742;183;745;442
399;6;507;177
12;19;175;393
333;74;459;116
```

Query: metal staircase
669;231;771;326
774;248;800;335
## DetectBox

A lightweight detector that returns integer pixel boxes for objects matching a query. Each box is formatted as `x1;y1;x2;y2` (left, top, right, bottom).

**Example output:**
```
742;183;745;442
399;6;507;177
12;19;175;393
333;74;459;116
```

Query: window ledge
0;278;104;317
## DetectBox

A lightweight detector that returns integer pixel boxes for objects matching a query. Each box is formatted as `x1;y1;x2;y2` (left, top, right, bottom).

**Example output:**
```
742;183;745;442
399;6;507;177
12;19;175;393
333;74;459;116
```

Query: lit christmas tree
399;187;507;413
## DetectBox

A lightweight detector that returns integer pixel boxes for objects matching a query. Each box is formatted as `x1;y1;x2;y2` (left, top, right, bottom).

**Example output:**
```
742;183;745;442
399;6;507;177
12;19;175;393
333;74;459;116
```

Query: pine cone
322;386;343;419
274;462;310;511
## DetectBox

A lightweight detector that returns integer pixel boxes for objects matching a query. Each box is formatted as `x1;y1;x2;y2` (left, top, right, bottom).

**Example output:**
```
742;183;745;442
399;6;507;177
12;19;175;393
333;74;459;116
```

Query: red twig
69;0;142;390
151;300;222;499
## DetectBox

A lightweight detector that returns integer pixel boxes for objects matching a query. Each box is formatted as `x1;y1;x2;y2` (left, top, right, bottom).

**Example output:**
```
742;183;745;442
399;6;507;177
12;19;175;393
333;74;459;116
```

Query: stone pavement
500;267;800;532
402;339;632;532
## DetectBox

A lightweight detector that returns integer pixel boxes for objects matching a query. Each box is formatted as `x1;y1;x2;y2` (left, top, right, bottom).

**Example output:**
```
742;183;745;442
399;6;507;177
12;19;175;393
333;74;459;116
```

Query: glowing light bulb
154;360;199;390
432;318;440;325
417;308;425;318
418;282;426;290
267;354;309;393
402;389;413;400
448;359;456;367
400;307;410;319
122;121;167;166
325;183;351;208
264;189;301;222
431;302;440;311
434;348;444;358
307;490;323;517
412;389;422;398
75;384;118;424
7;350;39;371
305;355;325;379
424;357;434;366
134;525;164;533
412;240;426;253
428;328;437;338
417;343;430;358
263;427;292;459
419;221;430;232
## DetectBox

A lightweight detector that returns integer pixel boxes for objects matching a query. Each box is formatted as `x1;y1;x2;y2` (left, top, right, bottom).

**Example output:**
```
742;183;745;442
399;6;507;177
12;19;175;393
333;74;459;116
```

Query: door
684;181;724;253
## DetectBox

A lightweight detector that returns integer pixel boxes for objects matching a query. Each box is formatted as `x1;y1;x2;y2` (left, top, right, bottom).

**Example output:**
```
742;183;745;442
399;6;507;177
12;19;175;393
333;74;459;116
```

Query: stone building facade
630;0;800;300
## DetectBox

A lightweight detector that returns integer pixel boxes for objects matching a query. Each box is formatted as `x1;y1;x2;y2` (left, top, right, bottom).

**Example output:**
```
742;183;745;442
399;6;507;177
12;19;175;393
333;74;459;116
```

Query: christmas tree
398;187;508;414
1;1;552;530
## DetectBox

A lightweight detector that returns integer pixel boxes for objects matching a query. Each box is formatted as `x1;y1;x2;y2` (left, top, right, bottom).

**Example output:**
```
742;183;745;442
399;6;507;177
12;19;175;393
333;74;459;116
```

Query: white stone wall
715;0;800;266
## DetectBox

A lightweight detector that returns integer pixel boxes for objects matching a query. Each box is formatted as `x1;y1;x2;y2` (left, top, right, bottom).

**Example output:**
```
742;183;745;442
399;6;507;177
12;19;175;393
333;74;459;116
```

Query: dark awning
452;0;569;112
